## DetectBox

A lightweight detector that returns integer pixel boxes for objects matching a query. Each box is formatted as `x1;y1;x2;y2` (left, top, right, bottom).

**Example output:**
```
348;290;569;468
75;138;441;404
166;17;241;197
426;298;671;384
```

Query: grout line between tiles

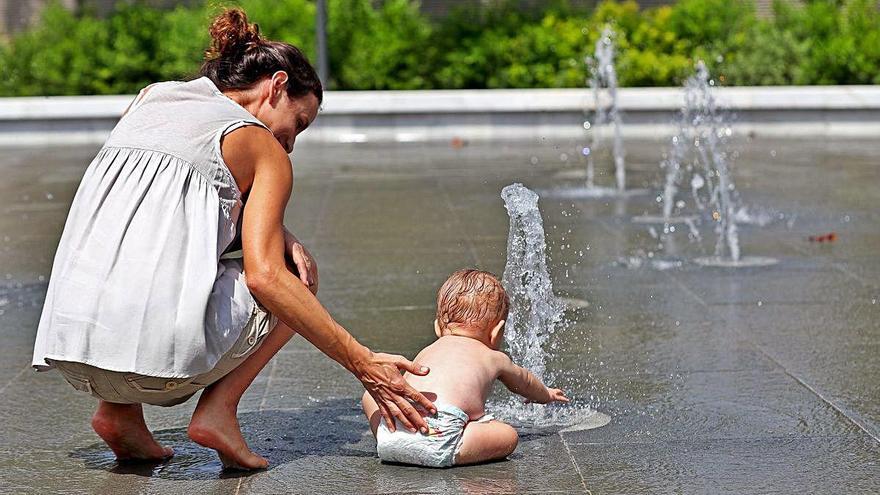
667;269;880;445
558;431;592;495
0;366;29;396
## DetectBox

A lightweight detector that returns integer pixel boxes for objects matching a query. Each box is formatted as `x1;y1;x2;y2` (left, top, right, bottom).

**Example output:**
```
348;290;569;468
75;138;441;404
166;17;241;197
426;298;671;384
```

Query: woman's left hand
283;227;319;294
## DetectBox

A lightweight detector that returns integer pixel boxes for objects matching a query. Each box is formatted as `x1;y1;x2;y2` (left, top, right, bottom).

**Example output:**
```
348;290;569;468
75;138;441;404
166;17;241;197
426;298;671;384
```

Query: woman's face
255;73;320;154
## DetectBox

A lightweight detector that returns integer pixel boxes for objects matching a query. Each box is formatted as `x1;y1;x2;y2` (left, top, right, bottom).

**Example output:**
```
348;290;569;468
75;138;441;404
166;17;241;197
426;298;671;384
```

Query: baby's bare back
403;335;504;420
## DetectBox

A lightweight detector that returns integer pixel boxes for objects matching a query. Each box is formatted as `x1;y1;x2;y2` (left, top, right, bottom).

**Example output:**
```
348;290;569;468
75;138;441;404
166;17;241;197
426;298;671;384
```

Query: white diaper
375;403;493;468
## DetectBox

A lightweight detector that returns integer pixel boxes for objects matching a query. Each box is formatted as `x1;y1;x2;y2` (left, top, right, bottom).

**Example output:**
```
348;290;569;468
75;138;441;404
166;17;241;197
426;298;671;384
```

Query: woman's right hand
355;351;436;434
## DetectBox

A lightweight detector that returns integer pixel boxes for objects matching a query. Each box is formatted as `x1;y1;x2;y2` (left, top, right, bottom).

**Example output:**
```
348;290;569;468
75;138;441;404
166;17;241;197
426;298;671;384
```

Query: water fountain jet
493;183;610;428
546;26;648;199
637;62;778;268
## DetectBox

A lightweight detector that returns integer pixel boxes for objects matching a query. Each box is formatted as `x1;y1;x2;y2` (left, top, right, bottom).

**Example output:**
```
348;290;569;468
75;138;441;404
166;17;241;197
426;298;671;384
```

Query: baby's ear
434;319;442;338
490;319;505;346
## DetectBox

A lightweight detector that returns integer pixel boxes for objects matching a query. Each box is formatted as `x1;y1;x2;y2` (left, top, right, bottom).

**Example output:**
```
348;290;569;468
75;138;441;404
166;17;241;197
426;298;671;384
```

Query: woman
31;8;434;470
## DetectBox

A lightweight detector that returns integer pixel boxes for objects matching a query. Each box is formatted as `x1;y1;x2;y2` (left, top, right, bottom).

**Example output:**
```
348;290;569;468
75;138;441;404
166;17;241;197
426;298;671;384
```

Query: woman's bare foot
91;401;174;462
188;387;268;470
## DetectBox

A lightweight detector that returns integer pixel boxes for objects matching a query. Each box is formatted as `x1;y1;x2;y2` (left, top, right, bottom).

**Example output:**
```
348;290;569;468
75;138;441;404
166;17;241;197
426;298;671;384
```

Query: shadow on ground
70;399;567;481
70;400;374;480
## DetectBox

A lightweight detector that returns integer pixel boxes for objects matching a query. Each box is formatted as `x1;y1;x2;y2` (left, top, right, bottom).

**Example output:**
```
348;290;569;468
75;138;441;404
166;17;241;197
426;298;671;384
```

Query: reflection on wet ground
0;138;877;493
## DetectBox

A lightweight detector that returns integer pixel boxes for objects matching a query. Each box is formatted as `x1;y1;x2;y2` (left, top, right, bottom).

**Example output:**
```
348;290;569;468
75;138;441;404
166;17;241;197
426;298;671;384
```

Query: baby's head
435;269;509;349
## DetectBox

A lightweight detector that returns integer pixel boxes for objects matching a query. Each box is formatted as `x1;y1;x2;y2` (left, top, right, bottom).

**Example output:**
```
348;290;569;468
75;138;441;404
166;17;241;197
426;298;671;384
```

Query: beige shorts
50;303;277;407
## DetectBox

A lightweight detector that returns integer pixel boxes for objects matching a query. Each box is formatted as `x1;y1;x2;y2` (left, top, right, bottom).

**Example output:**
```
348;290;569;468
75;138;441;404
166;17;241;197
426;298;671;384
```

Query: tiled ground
0;137;877;494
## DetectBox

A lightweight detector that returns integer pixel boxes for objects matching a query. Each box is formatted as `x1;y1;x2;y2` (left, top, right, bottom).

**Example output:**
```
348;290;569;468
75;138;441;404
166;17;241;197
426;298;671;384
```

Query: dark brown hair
436;269;510;334
200;8;322;104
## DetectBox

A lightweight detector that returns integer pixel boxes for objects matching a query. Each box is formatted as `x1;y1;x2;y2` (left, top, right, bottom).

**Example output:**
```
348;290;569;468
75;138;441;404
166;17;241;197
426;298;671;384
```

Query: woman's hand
355;351;436;433
283;227;318;294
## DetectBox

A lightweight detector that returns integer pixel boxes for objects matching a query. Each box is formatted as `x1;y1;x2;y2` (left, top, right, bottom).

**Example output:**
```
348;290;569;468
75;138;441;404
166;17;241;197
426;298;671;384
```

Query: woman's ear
434;319;442;338
490;319;505;348
270;70;289;102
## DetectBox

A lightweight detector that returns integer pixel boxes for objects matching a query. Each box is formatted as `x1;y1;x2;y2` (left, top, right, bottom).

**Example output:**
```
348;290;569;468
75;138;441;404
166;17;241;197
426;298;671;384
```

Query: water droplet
530;156;539;165
676;200;686;209
559;153;568;162
770;150;777;157
843;215;851;223
757;300;763;307
581;147;591;156
38;275;45;282
675;320;680;326
582;121;592;130
45;193;54;200
655;195;662;203
669;226;676;233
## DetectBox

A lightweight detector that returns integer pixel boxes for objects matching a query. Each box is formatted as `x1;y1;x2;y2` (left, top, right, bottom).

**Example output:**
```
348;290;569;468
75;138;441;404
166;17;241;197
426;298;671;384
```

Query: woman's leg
188;320;297;470
91;401;174;461
454;420;519;466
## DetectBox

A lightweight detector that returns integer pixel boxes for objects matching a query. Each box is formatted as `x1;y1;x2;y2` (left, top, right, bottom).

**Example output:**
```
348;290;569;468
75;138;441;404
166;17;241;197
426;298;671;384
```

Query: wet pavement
0;137;878;494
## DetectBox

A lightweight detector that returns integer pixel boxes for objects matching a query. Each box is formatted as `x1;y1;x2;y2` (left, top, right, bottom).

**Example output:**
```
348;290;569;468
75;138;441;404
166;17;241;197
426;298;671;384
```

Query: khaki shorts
50;303;277;407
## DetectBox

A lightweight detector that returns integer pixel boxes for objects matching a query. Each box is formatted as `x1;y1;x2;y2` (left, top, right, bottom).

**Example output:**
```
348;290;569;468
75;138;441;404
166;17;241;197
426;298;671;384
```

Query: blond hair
436;269;509;333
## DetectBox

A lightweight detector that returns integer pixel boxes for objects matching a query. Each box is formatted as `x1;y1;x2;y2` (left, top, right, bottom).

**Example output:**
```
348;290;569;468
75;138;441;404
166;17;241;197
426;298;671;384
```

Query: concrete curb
1;86;878;147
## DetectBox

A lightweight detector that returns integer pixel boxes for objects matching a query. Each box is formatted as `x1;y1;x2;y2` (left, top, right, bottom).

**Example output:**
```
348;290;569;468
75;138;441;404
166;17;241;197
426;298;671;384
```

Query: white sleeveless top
32;77;274;378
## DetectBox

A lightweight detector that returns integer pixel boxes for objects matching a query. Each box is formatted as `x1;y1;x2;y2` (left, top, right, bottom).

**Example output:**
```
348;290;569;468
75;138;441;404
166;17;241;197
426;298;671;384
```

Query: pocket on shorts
230;304;274;359
124;374;193;394
59;369;94;395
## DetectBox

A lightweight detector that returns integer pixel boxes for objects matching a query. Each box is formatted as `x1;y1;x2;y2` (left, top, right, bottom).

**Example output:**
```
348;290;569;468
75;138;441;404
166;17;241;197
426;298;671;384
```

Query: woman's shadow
70;398;375;480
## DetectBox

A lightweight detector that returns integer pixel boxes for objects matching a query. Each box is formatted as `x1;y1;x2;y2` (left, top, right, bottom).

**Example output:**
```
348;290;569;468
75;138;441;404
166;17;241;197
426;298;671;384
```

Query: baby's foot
188;395;268;470
91;403;174;462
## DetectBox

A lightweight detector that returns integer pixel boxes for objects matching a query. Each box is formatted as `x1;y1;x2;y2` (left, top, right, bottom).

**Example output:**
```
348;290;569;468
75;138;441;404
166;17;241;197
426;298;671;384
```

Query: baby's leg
361;391;383;437
91;401;173;461
454;420;519;466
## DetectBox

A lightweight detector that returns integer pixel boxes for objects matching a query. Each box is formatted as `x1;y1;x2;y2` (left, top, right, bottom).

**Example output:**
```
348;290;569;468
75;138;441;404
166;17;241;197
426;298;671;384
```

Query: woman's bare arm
223;127;435;433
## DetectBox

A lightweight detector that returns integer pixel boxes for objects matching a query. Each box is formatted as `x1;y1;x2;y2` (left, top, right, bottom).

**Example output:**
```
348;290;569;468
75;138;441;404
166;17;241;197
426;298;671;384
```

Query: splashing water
688;62;741;261
494;184;610;429
654;62;778;267
586;26;626;192
500;183;564;381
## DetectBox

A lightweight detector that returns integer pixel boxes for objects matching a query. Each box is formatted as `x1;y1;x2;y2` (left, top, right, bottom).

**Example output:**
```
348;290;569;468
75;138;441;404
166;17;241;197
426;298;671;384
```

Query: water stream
493;183;610;429
634;62;778;268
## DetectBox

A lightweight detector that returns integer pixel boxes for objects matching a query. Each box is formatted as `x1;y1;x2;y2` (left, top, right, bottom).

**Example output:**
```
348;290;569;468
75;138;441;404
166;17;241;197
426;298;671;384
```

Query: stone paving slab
0;139;877;493
568;435;880;494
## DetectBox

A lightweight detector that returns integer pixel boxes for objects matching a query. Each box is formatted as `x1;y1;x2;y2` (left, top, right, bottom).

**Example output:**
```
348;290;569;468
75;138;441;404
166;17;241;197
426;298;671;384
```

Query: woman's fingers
403;383;437;415
291;245;311;286
377;400;395;432
393;396;428;433
394;357;430;376
385;399;417;433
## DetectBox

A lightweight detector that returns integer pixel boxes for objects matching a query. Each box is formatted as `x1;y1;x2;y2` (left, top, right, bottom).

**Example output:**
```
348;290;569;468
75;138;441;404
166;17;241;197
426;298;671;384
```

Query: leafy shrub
0;0;878;95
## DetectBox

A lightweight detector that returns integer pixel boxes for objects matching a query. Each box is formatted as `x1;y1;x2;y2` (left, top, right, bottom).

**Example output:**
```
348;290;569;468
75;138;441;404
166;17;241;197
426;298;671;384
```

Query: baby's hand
547;388;570;404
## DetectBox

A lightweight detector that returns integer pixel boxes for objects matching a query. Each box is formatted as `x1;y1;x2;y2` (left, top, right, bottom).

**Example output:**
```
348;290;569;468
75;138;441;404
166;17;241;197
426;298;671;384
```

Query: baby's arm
495;353;569;404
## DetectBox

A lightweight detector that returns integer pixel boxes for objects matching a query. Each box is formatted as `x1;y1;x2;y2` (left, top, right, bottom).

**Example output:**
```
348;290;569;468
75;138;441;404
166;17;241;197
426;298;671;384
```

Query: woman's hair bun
206;8;263;60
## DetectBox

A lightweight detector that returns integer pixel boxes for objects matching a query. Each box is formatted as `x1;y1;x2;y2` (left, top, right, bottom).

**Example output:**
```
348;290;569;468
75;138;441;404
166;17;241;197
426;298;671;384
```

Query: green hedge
1;0;879;95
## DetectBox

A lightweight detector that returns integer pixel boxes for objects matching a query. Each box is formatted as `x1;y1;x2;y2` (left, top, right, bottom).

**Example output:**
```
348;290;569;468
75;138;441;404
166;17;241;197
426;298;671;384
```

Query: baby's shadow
70;399;373;480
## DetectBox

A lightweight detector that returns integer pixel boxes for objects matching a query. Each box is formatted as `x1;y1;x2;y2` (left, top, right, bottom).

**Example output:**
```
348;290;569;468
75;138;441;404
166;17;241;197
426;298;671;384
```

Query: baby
361;269;569;468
